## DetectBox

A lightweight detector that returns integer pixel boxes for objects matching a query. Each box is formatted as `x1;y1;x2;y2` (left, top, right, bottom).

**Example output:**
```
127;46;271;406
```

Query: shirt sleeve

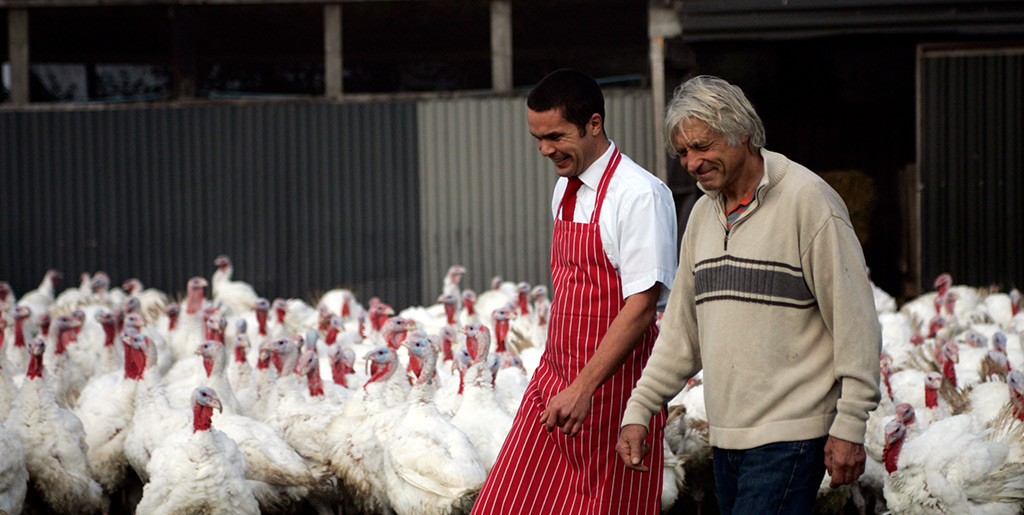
801;201;882;444
622;226;702;429
616;181;678;305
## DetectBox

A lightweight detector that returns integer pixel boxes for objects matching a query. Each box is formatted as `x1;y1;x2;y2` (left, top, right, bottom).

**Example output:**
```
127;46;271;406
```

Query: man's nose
538;140;555;156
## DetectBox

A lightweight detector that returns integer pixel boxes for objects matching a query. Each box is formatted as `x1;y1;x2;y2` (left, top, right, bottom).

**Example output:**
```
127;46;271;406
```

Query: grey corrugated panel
918;48;1023;290
415;90;658;305
0;101;422;309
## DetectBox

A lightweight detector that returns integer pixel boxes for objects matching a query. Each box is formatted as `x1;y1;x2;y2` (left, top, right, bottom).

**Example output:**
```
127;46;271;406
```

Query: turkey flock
0;259;1023;515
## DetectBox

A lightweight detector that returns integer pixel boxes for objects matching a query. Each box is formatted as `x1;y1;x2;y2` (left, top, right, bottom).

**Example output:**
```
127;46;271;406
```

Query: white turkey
42;314;86;409
4;306;32;378
451;324;513;472
0;280;15;313
440;265;467;298
0;319;17;421
227;332;256;394
121;277;170;324
16;269;62;322
882;412;1024;514
73;331;146;494
324;346;403;514
126;334;319;512
5;338;104;514
0;418;28;515
382;336;487;515
318;287;364;323
211;254;260;317
135;386;260;515
167;276;212;362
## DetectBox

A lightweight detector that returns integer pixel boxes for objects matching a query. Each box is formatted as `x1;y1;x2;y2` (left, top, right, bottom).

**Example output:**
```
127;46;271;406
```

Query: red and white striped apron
472;148;665;514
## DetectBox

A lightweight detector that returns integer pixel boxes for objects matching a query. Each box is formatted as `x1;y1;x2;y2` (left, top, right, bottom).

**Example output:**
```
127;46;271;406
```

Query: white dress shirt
550;142;678;308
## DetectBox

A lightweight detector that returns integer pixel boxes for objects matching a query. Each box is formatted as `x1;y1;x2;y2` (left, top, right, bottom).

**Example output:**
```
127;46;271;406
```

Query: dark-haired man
471;69;677;514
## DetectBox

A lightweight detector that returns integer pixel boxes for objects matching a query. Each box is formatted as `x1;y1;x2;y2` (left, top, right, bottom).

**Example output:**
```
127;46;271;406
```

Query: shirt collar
576;141;616;191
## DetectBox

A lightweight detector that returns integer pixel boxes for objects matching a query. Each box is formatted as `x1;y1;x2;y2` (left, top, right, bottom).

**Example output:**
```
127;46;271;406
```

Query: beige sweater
622;149;881;449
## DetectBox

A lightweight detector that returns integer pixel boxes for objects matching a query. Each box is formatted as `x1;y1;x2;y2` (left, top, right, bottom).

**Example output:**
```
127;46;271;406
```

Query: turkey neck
306;366;324;397
883;436;904;474
494;320;509;353
56;326;75;355
942;359;957;388
364;359;394;391
26;352;44;379
233;345;247;364
256;309;268;336
193;403;215;432
331;359;352;386
925;387;938;409
14;317;26;348
186;286;204;315
518;293;530;315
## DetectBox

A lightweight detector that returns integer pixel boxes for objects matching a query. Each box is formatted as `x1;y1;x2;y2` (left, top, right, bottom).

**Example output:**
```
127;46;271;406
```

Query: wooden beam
170;5;196;99
648;3;680;183
490;0;511;92
9;8;30;104
324;4;342;97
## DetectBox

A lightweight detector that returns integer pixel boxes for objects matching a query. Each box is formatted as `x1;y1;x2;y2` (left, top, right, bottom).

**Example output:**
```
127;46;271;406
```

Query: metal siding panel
415;90;656;305
0;101;422;310
919;48;1024;290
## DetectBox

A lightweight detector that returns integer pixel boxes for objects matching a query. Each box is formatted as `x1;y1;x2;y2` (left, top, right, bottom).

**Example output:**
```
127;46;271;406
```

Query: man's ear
589;113;604;136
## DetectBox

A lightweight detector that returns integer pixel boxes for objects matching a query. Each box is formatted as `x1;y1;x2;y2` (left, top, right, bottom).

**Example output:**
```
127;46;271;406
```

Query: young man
617;75;882;514
471;69;677;514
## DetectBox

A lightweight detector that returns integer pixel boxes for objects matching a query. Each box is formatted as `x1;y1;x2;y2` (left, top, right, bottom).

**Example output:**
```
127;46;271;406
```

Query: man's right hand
615;424;650;472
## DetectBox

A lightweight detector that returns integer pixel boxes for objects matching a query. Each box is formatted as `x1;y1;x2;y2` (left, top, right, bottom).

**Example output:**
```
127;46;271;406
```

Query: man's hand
824;435;866;487
538;382;593;437
615;424;651;472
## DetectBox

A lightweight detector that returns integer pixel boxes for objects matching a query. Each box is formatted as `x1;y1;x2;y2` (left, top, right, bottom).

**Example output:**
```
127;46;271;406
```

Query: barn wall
918;47;1024;290
0;101;422;308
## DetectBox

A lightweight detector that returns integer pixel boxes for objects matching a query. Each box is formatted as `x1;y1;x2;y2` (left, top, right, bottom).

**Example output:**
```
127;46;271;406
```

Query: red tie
560;176;583;222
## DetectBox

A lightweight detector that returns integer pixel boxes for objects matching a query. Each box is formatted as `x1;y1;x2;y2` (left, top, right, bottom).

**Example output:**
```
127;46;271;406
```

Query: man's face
527;108;601;178
672;118;750;195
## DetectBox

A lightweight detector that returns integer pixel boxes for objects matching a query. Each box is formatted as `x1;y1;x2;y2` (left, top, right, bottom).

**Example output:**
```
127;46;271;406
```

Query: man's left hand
824;435;866;487
538;383;593;438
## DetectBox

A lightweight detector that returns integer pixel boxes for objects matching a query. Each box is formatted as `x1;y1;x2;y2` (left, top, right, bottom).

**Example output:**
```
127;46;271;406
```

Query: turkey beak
210;397;223;413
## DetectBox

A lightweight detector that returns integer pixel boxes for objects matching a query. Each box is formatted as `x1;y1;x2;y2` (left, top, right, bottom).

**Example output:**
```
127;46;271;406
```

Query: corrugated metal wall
416;90;657;303
1;90;659;310
0;102;423;308
918;47;1024;289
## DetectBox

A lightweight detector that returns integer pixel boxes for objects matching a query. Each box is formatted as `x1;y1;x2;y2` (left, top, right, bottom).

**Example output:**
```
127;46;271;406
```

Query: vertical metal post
324;4;343;98
649;35;667;182
490;0;512;92
648;2;680;183
9;8;30;105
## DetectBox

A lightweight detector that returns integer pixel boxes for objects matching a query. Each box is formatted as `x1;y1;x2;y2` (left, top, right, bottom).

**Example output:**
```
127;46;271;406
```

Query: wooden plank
489;0;511;92
8;8;29;104
324;4;342;97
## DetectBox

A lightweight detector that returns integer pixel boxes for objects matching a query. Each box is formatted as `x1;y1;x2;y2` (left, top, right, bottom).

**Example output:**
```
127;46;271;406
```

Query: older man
617;75;882;514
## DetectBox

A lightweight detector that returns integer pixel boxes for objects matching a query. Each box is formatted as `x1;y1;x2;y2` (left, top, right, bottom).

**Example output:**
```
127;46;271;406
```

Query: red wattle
193;405;213;432
26;355;44;379
943;359;957;388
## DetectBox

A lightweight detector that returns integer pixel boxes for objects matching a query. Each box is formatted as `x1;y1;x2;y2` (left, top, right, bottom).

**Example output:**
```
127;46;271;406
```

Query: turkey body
6;342;103;515
135;387;260;515
0;419;28;515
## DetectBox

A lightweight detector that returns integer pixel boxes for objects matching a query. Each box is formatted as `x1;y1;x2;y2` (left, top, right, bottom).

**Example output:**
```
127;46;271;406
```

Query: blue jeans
712;437;827;515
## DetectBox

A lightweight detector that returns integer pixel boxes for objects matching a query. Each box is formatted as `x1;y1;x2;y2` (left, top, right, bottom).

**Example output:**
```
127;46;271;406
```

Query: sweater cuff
828;410;868;444
620;401;656;430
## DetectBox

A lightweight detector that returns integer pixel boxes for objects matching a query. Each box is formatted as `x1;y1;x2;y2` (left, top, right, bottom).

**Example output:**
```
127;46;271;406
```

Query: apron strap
591;147;621;224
